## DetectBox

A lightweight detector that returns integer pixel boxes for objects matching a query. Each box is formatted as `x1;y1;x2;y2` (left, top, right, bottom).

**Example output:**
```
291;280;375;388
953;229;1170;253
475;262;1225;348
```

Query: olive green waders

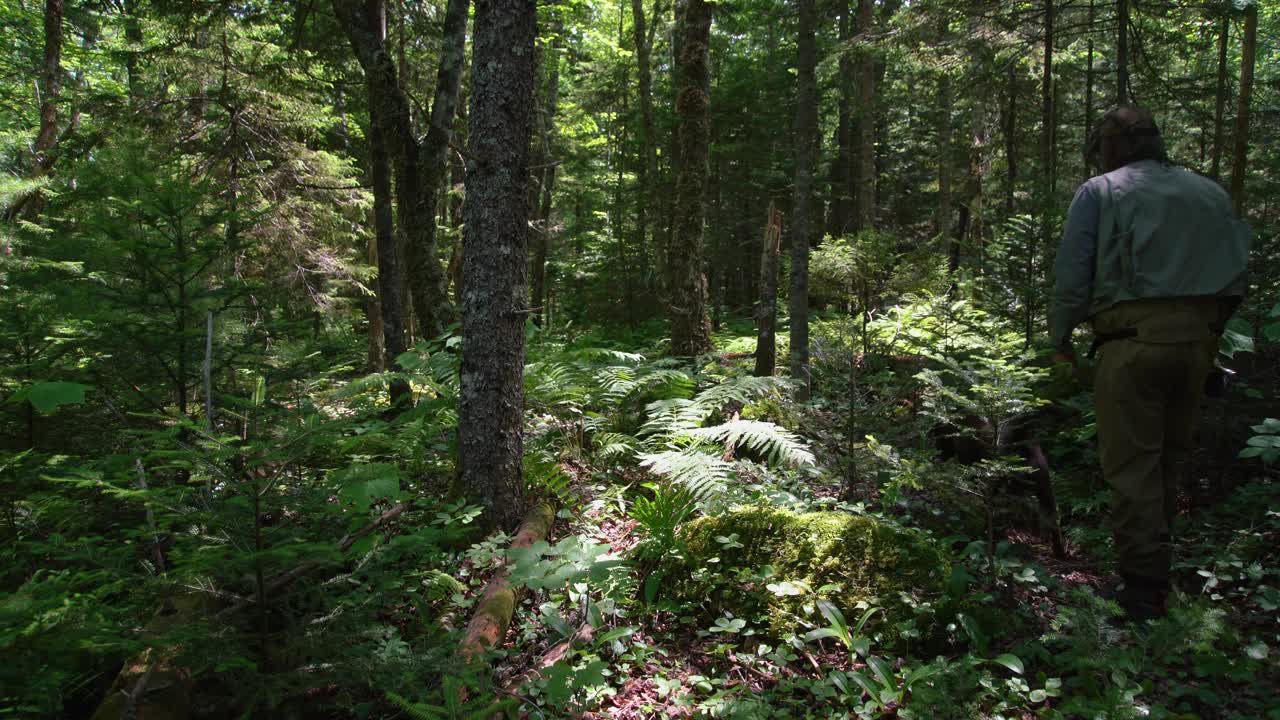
1091;298;1224;608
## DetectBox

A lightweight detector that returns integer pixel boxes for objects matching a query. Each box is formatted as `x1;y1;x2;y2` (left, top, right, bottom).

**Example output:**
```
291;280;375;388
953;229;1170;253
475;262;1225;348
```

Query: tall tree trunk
530;21;562;328
667;0;714;356
827;0;853;237
365;225;386;372
460;0;536;532
789;0;816;400
1209;11;1229;181
124;0;143;101
632;0;663;299
332;0;465;341
1083;0;1095;178
411;0;470;337
1032;0;1055;346
6;0;63;222
448;102;467;304
937;72;953;246
853;0;875;231
335;0;411;405
755;203;781;376
1116;0;1129;105
1004;64;1017;215
1228;3;1256;216
964;19;991;270
369;81;412;406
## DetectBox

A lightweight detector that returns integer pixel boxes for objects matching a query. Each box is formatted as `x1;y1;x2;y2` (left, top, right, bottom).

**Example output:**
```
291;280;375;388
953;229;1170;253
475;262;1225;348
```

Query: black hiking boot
1100;576;1168;623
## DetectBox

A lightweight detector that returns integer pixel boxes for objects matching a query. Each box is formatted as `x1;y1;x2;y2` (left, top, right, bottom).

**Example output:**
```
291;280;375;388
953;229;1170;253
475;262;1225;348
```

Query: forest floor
478;329;1280;720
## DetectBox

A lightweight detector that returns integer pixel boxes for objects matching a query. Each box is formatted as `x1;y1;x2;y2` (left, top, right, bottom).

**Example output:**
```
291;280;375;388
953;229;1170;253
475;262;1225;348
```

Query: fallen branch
501;622;595;695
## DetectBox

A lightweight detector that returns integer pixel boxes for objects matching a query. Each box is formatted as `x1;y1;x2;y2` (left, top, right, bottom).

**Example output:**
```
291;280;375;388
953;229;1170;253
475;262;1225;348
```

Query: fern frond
593;431;639;461
639;449;734;501
638;398;708;438
569;347;647;364
385;692;446;720
689;375;788;415
687;419;816;468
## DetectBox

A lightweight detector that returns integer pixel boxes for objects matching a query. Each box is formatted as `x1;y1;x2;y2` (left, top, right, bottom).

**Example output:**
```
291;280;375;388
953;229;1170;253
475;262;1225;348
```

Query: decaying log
458;502;557;663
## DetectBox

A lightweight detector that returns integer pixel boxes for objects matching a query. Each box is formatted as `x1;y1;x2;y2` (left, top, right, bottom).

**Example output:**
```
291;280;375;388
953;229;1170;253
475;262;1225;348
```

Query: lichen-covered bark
789;0;816;401
666;0;714;357
460;0;536;533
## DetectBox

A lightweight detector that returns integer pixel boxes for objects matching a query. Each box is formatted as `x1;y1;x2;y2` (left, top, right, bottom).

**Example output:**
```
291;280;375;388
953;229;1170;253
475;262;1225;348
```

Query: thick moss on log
665;507;951;637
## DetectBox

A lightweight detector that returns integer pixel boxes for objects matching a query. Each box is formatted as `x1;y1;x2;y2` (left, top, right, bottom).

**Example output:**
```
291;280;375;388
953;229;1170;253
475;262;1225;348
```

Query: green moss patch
662;507;952;639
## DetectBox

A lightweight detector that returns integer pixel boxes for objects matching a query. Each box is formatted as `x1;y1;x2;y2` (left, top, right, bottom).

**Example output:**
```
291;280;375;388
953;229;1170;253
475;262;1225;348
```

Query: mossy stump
662;507;951;639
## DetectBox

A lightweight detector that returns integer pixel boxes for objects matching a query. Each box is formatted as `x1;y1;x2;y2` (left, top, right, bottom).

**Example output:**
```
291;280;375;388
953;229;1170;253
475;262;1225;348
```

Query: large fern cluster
525;347;816;504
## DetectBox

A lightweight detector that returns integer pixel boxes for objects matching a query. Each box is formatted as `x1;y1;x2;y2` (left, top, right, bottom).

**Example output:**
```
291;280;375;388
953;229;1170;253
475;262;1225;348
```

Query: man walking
1049;106;1250;620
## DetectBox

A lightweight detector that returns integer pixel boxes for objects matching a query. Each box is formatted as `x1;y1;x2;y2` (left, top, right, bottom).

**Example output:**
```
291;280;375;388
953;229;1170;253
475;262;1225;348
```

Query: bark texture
789;0;816;401
367;64;412;407
667;0;714;356
1228;3;1256;217
460;0;537;532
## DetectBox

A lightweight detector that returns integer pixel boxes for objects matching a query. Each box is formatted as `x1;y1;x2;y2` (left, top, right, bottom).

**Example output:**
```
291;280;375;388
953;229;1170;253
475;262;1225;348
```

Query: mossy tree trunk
666;0;714;357
460;0;536;533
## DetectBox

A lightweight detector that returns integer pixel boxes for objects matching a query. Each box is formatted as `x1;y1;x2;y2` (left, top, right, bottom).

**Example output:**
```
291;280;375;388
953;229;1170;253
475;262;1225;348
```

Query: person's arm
1049;182;1101;357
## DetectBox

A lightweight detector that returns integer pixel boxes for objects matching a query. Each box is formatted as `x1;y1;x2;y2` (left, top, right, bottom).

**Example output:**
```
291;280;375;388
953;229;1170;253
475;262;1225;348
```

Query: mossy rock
661;506;953;640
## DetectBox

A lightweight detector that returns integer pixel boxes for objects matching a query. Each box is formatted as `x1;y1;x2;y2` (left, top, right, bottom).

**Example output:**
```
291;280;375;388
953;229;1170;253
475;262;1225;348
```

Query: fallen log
458;501;557;663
